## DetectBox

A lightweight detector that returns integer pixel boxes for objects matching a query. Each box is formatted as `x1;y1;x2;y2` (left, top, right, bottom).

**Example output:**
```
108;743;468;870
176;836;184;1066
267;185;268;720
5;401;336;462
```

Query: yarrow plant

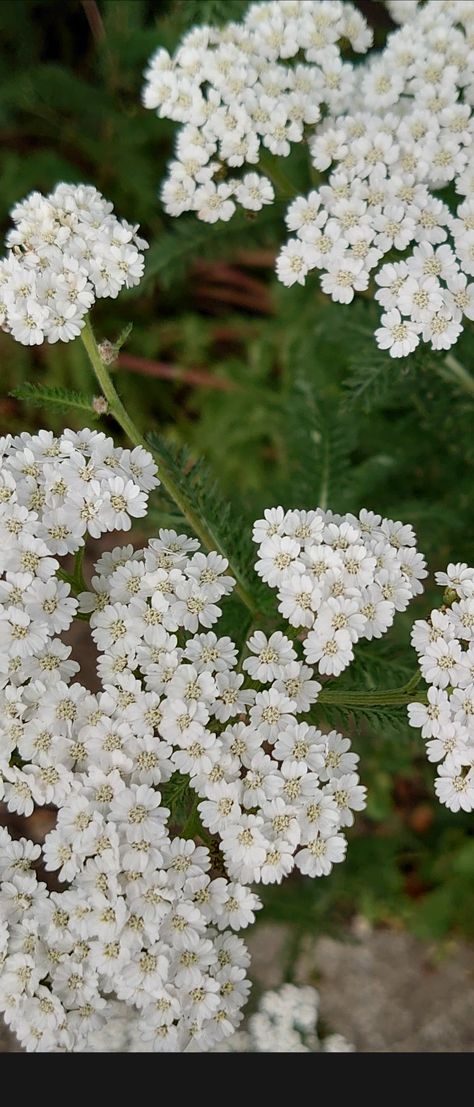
408;563;474;813
144;0;474;356
0;36;468;1039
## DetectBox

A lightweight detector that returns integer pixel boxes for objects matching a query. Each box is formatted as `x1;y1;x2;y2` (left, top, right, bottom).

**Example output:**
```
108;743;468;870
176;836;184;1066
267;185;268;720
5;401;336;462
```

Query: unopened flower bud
98;340;117;365
92;395;109;415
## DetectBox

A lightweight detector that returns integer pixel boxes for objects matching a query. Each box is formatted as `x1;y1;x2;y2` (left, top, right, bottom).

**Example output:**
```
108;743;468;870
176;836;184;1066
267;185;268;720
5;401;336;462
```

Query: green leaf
115;323;133;351
343;347;397;411
339;301;416;413
282;372;357;512
161;771;191;826
11;381;98;418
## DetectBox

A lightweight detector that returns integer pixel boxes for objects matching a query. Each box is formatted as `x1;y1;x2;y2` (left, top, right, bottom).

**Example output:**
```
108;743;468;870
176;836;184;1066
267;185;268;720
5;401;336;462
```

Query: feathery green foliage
10;381;99;418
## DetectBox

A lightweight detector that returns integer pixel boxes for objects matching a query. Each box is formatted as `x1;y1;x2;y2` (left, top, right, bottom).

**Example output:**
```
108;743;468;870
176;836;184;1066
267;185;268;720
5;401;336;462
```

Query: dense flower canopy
0;429;428;1051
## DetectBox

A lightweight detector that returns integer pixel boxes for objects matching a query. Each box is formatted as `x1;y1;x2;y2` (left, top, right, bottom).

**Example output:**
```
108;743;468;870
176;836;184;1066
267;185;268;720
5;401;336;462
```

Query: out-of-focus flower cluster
252;506;427;677
145;0;474;356
408;563;474;813
0;185;147;345
214;982;355;1052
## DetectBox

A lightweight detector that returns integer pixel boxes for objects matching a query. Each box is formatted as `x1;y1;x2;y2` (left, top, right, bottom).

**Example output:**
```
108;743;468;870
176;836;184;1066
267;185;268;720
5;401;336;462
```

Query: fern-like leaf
334;299;416;412
11;382;98;418
319;701;411;739
147;432;273;616
281;372;357;512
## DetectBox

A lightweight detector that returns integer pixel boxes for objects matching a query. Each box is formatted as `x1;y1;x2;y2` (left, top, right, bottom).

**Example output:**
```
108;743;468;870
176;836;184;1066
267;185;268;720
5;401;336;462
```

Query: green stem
81;317;150;450
80;317;259;617
57;545;86;594
318;687;427;709
72;545;87;592
57;565;89;617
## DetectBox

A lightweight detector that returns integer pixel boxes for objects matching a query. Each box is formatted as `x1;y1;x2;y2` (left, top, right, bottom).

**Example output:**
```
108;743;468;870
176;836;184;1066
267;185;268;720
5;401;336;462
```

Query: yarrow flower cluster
0;184;147;345
408;563;474;814
0;429;250;1052
214;982;355;1053
0;429;373;1052
144;1;371;223
145;0;474;356
252;506;427;678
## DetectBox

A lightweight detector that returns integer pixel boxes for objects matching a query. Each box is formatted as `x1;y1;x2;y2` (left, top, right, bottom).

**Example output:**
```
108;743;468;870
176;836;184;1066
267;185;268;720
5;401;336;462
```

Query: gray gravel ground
248;922;474;1053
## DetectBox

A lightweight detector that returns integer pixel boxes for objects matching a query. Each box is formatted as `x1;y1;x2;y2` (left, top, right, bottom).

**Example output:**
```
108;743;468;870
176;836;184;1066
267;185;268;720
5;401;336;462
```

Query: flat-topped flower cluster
0;430;429;1051
144;0;371;224
408;563;474;813
145;0;474;357
0;184;147;345
252;505;427;677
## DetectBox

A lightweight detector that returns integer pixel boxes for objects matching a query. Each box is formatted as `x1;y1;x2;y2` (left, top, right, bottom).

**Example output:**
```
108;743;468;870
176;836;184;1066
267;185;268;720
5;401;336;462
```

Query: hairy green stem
81;317;151;449
80;317;259;616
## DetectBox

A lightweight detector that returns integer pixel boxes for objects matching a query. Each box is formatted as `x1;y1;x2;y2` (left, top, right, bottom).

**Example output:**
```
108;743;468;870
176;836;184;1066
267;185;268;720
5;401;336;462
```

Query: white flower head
408;564;474;813
1;185;147;346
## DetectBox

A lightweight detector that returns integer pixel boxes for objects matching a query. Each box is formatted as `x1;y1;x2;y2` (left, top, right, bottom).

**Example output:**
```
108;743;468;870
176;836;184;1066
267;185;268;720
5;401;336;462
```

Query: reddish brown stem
81;0;106;44
210;323;257;342
194;260;271;296
234;249;277;268
117;353;237;392
194;284;273;313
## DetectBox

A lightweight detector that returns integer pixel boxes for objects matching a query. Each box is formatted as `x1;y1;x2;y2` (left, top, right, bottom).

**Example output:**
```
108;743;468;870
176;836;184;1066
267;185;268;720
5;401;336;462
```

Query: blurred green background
2;0;474;949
